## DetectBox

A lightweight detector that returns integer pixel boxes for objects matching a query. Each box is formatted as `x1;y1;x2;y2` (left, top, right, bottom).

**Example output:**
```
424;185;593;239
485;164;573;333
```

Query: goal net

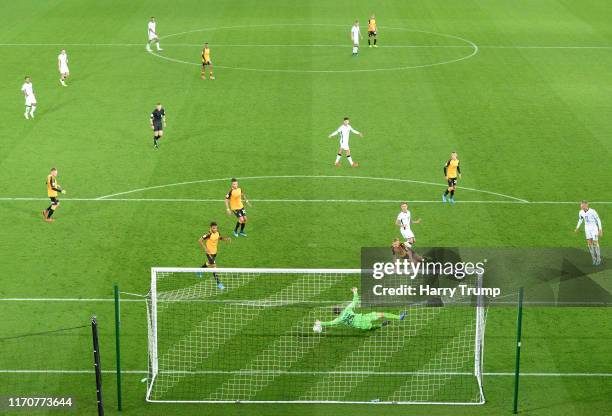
146;268;487;404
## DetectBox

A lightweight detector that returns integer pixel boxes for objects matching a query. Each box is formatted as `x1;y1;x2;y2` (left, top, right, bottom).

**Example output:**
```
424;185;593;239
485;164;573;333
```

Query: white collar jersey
577;208;602;229
351;25;360;37
397;211;411;228
58;53;68;65
21;82;33;96
330;124;360;143
148;21;156;34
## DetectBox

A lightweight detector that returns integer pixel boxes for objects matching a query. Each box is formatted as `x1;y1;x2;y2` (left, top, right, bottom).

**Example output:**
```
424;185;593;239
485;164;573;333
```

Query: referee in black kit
150;102;166;149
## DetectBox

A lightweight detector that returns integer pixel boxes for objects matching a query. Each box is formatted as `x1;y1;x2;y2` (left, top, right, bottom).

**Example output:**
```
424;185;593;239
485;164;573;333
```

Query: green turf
0;0;611;414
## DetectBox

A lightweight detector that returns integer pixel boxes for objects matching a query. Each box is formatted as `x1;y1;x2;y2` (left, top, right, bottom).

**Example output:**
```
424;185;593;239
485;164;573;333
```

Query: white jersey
21;82;36;105
351;25;361;44
58;53;69;72
330;124;360;150
148;21;157;40
397;211;414;240
577;208;602;240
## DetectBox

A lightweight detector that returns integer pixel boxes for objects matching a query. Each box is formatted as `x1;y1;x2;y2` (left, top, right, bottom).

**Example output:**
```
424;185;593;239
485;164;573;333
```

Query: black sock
154;136;158;145
450;190;455;197
444;190;450;196
201;263;207;268
47;208;55;218
240;223;246;232
374;39;377;45
234;222;240;232
368;39;371;45
213;273;220;284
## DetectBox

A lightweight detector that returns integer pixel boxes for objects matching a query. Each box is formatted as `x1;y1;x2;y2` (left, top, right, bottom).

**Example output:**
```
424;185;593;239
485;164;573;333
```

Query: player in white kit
329;116;363;167
21;76;37;119
396;202;421;247
146;17;163;52
574;201;603;265
350;20;362;55
58;49;69;86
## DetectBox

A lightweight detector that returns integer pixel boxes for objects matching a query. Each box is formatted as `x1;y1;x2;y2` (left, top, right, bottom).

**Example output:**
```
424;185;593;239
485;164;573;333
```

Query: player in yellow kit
201;43;214;80
225;178;252;237
442;152;461;204
367;15;378;47
42;167;66;222
198;221;231;289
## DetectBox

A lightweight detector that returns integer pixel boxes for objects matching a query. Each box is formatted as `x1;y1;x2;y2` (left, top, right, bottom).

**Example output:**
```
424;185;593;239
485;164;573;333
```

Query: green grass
0;0;611;414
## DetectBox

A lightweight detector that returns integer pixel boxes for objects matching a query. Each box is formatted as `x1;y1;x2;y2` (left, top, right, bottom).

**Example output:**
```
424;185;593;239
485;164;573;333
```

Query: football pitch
0;0;611;415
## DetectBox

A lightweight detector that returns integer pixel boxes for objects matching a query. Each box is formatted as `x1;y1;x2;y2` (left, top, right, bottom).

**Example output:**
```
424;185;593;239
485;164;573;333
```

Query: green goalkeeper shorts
352;312;380;330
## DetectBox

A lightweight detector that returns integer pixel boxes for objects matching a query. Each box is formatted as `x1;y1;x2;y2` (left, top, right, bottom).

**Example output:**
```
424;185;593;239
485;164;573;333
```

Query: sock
352;46;357;54
368;39;371;45
374;38;377;45
153;136;158;146
588;245;596;261
347;156;354;165
25;106;30;114
240;223;246;232
450;190;455;198
384;313;401;320
213;273;221;284
156;42;161;49
595;246;601;262
335;154;341;163
234;222;240;232
30;106;36;116
444;189;450;196
47;208;55;218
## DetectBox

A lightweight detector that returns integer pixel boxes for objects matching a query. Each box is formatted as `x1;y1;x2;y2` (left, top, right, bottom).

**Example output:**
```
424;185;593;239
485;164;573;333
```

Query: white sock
595;245;601;262
335;154;341;164
156;42;161;50
30;106;36;116
25;106;30;115
347;156;354;165
588;245;596;261
352;46;357;54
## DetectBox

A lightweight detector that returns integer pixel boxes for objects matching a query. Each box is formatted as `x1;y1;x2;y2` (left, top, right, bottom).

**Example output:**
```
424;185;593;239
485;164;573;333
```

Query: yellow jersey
444;159;460;179
46;174;60;197
202;48;211;63
226;187;244;210
368;19;377;32
202;230;220;254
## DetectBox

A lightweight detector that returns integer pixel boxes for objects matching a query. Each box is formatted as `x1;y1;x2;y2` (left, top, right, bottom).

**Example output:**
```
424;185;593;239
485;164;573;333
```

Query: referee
150;103;166;149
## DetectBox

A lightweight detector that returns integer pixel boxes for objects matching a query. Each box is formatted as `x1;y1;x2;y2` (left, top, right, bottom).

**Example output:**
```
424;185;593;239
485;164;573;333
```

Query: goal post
146;267;487;405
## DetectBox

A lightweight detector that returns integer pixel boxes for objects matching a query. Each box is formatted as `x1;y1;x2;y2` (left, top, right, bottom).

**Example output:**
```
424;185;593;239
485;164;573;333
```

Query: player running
42;168;66;222
225;178;251;237
201;43;215;80
350;20;362;55
21;76;37;119
329;116;363;167
58;49;69;86
574;201;603;265
198;221;231;289
396;202;421;247
150;103;166;149
442;152;461;204
314;288;407;332
367;15;378;47
146;17;162;52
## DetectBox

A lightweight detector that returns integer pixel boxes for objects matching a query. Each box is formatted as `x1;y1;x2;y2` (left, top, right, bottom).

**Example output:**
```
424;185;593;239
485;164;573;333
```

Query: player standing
21;76;37;119
396;202;421;246
367;15;378;47
314;288;407;332
350;20;362;56
574;201;603;265
442;152;461;204
42;168;66;222
225;178;251;237
146;17;163;52
150;103;166;149
329;117;363;167
201;43;215;80
57;49;70;86
198;222;231;289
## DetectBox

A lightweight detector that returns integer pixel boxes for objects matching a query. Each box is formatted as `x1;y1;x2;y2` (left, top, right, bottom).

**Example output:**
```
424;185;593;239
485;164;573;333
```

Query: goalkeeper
315;288;406;331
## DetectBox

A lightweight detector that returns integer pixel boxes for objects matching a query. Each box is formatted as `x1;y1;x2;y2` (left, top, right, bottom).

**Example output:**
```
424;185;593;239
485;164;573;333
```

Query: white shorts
25;95;37;106
148;33;157;41
59;65;69;74
339;139;350;150
401;227;415;240
352;36;359;46
585;226;599;241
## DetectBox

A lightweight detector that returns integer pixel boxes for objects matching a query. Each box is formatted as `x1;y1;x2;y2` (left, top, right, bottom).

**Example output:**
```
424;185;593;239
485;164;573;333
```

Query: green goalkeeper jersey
320;292;379;330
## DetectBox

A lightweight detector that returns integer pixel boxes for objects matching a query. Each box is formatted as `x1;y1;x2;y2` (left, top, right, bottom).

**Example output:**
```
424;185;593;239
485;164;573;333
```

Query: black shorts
368;31;377;37
232;208;246;218
202;60;212;66
447;178;457;187
153;121;163;132
206;254;217;265
49;197;59;205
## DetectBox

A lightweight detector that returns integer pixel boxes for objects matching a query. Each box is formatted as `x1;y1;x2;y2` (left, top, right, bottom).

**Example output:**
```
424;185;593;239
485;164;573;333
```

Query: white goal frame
146;267;487;405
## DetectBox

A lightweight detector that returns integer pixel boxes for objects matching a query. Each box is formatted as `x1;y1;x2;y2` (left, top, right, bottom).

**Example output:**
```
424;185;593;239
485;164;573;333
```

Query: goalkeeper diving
314;288;407;332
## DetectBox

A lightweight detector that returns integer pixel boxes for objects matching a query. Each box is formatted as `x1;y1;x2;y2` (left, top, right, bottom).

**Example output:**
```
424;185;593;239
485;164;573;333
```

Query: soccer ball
312;323;322;333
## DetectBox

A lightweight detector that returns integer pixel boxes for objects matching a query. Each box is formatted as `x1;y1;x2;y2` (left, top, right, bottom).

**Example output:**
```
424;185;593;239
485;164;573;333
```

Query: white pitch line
0;369;609;377
1;197;611;204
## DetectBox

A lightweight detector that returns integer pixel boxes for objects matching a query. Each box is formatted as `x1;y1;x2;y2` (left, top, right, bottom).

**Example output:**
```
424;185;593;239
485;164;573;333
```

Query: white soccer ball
312;323;322;333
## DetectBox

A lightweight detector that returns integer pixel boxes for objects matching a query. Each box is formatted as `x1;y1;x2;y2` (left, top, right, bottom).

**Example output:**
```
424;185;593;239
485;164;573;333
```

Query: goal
146;268;487;404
